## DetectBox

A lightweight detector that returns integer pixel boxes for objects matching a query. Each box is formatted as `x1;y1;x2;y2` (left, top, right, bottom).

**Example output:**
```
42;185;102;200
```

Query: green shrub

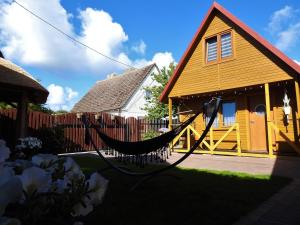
143;129;159;140
36;126;65;154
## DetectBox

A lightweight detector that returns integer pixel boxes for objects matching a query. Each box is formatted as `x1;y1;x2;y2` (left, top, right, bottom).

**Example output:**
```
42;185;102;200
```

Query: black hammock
85;110;200;155
82;97;221;177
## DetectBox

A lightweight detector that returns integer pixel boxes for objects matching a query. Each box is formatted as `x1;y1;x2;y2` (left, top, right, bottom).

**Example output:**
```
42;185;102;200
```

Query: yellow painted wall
169;11;296;98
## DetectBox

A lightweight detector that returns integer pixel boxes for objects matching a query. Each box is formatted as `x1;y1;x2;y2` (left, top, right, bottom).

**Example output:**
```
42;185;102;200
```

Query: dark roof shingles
72;64;156;112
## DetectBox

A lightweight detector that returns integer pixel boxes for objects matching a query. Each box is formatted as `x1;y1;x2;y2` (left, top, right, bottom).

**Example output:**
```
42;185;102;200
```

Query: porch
168;80;300;158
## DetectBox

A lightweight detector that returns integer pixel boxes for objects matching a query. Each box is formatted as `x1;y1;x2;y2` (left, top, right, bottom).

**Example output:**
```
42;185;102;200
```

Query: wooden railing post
236;123;241;156
168;97;173;151
295;80;300;143
187;126;191;150
168;97;172;131
209;127;214;153
265;83;274;157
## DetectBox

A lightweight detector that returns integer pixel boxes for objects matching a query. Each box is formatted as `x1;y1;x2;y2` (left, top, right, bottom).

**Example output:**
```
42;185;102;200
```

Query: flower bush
0;138;109;225
13;137;42;159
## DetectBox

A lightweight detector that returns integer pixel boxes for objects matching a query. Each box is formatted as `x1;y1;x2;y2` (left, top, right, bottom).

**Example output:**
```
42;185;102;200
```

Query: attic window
205;30;233;64
221;33;232;58
206;36;218;62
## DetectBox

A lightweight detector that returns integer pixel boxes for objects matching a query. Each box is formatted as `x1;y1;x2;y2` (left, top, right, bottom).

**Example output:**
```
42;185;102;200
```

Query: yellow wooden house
160;2;300;158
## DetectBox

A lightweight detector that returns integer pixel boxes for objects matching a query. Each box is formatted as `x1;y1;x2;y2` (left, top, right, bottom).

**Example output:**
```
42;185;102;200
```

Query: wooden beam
236;123;241;156
16;92;28;138
168;97;172;131
295;80;300;142
264;83;274;157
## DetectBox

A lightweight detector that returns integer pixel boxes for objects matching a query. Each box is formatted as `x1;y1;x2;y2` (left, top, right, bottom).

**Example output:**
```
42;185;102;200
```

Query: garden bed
74;155;291;225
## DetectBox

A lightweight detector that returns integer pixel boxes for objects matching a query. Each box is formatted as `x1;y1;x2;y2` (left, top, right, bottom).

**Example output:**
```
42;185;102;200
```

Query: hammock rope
82;97;221;177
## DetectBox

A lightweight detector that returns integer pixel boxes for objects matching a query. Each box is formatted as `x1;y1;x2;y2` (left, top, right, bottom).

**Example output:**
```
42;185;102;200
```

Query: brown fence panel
1;109;170;153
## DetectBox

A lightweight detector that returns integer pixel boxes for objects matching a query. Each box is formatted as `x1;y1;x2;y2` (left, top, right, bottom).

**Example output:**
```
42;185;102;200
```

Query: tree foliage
0;102;53;114
143;63;176;119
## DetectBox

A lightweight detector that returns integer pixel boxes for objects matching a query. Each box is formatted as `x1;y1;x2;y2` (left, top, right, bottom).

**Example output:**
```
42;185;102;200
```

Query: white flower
18;167;51;195
51;178;68;193
0;141;10;163
16;137;42;150
14;159;33;170
64;157;84;181
86;173;109;205
0;217;21;225
0;177;22;216
0;165;15;186
32;154;58;167
0;140;6;147
72;196;94;217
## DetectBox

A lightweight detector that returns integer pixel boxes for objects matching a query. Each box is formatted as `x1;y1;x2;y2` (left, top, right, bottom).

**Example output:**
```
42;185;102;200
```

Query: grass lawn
73;155;291;225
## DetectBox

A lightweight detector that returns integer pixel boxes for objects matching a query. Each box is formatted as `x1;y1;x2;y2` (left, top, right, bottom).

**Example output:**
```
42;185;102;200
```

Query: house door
249;95;267;151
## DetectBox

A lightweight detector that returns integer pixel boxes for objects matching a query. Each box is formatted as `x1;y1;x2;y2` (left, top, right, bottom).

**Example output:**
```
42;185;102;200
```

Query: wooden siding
169;11;296;98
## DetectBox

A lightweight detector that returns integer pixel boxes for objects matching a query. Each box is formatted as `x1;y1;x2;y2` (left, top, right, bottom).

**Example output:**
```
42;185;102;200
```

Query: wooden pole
236;123;241;156
168;97;173;151
294;80;300;143
187;126;191;150
209;127;214;153
16;92;28;139
168;97;173;131
264;83;274;157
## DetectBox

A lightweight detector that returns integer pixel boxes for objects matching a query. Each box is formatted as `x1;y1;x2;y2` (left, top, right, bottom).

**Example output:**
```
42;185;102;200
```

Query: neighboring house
72;64;159;118
160;2;300;158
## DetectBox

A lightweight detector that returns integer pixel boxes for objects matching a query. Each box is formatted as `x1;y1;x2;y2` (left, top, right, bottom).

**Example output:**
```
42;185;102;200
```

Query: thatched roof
72;64;157;112
0;57;49;103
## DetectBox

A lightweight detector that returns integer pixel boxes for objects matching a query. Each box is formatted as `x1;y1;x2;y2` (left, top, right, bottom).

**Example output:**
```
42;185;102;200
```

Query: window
205;31;233;63
145;89;152;99
204;102;218;128
221;33;232;58
222;101;236;126
206;36;218;62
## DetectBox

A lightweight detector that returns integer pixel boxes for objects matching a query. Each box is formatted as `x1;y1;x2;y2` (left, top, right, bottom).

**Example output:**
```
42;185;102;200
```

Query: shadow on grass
73;155;291;225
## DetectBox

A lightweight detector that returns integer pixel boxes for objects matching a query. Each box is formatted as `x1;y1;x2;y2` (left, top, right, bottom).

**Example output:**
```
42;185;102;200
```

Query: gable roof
72;64;157;113
160;2;300;103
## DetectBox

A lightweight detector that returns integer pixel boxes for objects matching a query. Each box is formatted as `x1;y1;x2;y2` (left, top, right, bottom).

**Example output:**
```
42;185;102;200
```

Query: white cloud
268;6;294;34
132;40;146;55
46;84;78;111
294;59;300;65
275;23;300;51
267;6;300;51
151;52;174;69
0;0;175;76
132;52;175;70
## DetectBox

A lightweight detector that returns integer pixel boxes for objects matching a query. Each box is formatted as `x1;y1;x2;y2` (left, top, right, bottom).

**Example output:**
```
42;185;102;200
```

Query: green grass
73;155;291;225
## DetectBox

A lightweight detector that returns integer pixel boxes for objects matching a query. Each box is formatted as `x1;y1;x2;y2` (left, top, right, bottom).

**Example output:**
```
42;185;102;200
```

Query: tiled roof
72;64;156;112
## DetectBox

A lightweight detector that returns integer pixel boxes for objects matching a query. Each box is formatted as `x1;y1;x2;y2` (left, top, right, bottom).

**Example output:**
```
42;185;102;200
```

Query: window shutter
221;33;232;58
206;37;217;62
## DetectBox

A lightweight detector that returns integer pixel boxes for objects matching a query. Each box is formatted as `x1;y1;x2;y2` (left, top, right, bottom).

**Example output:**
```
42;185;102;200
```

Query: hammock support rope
82;97;221;177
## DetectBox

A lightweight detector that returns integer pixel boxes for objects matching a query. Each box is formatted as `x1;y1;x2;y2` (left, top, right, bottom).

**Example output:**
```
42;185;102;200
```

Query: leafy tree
53;109;69;114
143;63;177;119
29;103;54;114
0;101;53;114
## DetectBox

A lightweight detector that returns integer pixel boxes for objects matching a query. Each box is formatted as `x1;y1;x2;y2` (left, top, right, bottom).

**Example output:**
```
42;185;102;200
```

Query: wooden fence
0;109;168;153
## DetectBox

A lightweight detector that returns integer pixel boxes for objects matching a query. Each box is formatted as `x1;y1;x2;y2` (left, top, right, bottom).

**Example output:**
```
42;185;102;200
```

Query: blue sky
0;0;300;110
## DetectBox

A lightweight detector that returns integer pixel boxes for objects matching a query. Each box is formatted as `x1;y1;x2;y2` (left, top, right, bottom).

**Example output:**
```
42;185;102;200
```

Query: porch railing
170;123;241;156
